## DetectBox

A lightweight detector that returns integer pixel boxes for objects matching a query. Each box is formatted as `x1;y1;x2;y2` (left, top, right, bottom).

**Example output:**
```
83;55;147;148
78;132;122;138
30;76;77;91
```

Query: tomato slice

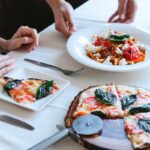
84;97;99;110
94;38;111;48
125;122;143;134
123;46;141;62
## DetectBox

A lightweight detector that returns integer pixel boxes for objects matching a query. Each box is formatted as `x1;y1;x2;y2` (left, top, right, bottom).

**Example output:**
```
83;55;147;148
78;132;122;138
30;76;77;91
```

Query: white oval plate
67;23;150;72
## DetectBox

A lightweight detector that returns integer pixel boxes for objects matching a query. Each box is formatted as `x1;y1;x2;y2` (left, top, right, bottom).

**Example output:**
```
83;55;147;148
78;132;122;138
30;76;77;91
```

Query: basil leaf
4;79;21;94
36;80;53;99
121;94;137;110
137;118;150;133
95;89;117;105
129;104;150;115
108;34;130;42
91;111;106;119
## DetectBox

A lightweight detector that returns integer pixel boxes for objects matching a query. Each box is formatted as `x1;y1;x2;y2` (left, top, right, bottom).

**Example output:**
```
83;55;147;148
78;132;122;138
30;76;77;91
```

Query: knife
0;115;34;131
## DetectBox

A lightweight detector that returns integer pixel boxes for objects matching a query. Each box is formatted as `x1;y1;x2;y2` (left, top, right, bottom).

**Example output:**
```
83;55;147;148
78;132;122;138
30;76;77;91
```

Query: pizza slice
0;77;59;103
116;85;150;116
124;112;150;149
65;84;123;127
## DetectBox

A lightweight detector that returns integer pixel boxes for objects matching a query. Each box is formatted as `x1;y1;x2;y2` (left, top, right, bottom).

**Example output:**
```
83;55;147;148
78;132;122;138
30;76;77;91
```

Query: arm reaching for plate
0;26;38;51
108;0;137;23
46;0;77;37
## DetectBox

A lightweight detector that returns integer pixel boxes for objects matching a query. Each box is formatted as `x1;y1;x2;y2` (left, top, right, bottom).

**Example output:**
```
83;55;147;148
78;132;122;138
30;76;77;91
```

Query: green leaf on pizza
129;104;150;115
36;80;53;99
91;111;106;119
137;118;150;133
108;34;131;42
121;94;137;110
95;89;117;105
4;79;21;94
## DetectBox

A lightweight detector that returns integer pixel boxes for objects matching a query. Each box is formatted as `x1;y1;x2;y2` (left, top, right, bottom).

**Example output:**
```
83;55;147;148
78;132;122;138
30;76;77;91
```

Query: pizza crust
65;86;94;127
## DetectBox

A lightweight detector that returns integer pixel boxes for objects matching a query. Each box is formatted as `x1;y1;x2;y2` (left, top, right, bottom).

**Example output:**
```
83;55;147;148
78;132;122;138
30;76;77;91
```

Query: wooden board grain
80;119;133;150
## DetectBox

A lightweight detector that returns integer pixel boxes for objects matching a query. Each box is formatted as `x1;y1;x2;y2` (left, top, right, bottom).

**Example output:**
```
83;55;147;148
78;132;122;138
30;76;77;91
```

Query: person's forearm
0;38;7;50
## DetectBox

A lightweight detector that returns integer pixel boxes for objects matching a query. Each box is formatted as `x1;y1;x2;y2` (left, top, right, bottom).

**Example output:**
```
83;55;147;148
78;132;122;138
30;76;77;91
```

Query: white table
0;0;150;150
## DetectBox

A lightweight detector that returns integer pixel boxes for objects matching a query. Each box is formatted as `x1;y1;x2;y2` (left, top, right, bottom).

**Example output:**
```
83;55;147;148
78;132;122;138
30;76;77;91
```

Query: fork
57;67;84;75
24;58;84;75
45;64;84;75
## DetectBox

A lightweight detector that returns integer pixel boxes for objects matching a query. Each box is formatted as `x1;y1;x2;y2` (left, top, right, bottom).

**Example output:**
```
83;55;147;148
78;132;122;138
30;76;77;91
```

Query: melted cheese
117;85;150;110
124;114;150;149
74;85;123;118
7;79;45;103
25;80;45;95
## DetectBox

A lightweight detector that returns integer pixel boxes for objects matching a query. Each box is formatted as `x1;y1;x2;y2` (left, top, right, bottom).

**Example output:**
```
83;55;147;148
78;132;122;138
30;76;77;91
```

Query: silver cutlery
0;115;34;131
28;115;103;150
24;58;84;75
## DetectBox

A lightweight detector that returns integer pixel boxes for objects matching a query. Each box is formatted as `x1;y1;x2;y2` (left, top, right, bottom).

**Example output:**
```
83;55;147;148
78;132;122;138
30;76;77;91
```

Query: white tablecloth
0;0;150;150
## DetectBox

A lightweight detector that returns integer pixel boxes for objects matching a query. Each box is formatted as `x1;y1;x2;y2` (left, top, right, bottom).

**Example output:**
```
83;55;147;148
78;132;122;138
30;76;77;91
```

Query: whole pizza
65;84;150;150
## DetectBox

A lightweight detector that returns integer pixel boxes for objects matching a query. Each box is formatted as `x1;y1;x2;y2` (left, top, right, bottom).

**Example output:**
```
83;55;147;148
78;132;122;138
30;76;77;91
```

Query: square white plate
0;68;70;111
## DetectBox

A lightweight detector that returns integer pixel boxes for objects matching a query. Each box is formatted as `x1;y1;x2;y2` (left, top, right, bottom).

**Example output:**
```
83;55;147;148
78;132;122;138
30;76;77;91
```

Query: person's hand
108;0;137;23
0;55;15;77
0;26;39;51
46;0;77;37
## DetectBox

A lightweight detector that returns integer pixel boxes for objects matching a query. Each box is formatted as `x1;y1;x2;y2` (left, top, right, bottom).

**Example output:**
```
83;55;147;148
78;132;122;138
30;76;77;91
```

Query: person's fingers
7;37;34;50
123;0;137;23
108;11;118;23
118;0;127;21
122;13;134;23
19;43;36;52
22;27;39;46
52;1;77;37
12;26;39;47
63;8;77;33
0;55;12;62
112;17;121;23
123;18;133;23
55;14;71;37
0;55;15;77
0;64;15;77
0;57;15;69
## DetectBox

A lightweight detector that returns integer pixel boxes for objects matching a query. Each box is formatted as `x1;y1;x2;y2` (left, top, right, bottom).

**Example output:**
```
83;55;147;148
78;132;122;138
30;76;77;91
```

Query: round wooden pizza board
65;86;134;150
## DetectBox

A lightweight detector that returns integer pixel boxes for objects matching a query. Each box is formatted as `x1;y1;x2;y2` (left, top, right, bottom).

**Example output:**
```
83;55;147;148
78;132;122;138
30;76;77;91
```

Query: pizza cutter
28;114;103;150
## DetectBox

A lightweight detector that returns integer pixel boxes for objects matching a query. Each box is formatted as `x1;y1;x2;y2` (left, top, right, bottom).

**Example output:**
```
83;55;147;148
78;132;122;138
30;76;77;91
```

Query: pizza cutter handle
28;128;69;150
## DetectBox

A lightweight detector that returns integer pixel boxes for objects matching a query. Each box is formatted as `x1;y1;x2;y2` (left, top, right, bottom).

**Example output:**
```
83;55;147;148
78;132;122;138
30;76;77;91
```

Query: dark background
0;0;88;39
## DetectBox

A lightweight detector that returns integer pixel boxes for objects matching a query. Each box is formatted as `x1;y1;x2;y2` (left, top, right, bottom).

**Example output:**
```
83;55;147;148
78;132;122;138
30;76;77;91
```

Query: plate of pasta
67;23;150;72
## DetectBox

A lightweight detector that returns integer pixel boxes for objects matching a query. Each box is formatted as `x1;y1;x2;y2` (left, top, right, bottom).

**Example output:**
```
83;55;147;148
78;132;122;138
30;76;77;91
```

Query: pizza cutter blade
28;114;103;150
72;114;103;135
